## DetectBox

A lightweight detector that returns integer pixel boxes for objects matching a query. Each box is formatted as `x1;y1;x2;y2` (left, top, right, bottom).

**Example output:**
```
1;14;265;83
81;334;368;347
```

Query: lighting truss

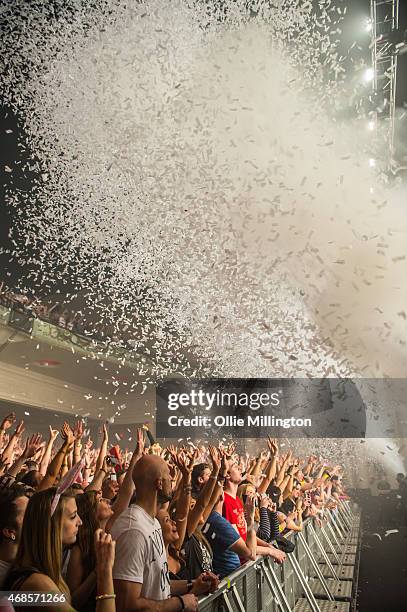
370;0;399;173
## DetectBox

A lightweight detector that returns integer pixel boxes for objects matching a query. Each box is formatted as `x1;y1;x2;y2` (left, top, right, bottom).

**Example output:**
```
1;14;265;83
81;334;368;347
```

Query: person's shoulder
19;572;60;593
206;511;230;528
111;507;151;542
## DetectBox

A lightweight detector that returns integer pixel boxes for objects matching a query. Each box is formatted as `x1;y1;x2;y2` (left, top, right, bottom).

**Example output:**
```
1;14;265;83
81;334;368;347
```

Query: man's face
198;468;211;487
228;462;243;484
158;464;173;503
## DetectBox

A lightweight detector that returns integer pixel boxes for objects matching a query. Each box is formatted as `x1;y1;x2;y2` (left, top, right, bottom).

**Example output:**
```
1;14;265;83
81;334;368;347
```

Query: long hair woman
4;488;82;607
66;491;113;611
4;488;116;612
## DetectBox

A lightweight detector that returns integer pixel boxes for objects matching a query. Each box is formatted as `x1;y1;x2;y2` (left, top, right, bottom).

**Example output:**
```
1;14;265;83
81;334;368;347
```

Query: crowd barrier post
341;500;354;520
297;531;334;600
325;520;342;549
286;553;321;612
326;510;345;540
307;523;339;579
319;525;342;564
334;506;351;535
262;558;293;612
336;504;352;531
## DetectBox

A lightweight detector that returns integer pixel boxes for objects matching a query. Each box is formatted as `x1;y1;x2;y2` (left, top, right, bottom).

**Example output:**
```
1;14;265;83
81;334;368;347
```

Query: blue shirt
203;511;241;578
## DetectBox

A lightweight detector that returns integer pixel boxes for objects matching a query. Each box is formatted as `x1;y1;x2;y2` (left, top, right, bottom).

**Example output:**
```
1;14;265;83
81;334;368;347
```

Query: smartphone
110;473;117;481
107;456;119;466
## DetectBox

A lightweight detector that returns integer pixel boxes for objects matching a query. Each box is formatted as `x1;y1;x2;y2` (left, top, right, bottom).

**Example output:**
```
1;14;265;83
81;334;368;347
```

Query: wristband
174;595;185;610
95;594;116;601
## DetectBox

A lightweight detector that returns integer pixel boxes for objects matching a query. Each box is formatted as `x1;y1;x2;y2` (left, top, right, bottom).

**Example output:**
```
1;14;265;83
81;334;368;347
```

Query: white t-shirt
0;559;11;589
110;504;170;600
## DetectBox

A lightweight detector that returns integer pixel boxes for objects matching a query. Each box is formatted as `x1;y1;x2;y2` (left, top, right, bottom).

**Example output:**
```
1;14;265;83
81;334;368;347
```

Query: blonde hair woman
4;488;116;612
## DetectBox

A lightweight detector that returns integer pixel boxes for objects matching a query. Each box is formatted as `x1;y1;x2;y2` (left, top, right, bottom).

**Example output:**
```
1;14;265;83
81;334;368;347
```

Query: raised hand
49;426;59;442
0;456;10;475
135;428;145;458
94;528;116;570
225;442;236;459
175;451;195;477
15;420;25;437
0;412;16;431
61;421;75;446
244;491;256;525
208;445;221;472
73;419;84;440
166;445;178;464
22;433;43;459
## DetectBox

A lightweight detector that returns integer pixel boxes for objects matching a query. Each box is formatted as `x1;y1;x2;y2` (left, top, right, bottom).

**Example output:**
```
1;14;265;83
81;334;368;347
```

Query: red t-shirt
223;492;247;541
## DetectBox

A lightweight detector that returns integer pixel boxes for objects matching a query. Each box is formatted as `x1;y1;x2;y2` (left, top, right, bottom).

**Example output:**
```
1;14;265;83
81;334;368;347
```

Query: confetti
0;0;406;399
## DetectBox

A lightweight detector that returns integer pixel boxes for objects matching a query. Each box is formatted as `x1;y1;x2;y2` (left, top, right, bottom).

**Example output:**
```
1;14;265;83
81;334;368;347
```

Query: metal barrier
198;501;360;612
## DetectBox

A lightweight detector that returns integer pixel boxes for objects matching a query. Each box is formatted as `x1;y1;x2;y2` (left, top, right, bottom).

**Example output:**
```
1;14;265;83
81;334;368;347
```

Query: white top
0;558;11;589
110;504;171;600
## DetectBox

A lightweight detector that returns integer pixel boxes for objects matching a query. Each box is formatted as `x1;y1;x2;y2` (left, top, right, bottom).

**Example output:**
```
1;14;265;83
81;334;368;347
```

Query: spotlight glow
364;19;373;33
364;68;375;83
369;158;376;168
368;121;375;131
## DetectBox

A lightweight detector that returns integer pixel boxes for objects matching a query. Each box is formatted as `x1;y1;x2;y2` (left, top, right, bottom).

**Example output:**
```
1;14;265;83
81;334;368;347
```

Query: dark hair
71;483;84;491
20;470;41;488
0;485;28;543
75;492;98;575
267;484;282;504
191;463;210;492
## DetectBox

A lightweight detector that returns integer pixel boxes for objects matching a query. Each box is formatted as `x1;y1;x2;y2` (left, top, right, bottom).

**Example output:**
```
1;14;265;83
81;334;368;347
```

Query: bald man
110;455;200;611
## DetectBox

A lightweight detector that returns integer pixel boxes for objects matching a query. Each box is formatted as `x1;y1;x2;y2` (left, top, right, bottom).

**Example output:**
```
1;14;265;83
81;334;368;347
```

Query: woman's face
61;497;82;546
157;510;178;545
96;498;114;522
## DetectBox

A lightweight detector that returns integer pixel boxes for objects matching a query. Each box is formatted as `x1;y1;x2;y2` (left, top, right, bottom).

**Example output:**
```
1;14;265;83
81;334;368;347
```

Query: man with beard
111;455;215;612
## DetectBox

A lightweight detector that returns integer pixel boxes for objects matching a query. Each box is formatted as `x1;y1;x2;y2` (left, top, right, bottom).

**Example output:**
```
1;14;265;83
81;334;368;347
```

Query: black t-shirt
180;534;213;580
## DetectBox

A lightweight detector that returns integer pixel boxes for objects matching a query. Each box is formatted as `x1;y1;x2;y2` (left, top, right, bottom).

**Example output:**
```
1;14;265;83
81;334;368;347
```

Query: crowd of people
0;281;137;348
0;411;349;611
0;281;87;335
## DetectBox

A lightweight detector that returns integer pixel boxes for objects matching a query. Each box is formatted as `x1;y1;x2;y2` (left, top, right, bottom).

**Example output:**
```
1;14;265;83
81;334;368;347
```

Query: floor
354;491;407;611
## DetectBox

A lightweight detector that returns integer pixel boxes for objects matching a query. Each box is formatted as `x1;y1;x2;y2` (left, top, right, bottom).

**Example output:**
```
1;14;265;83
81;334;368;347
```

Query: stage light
368;121;375;131
364;19;373;33
369;158;376;168
364;68;374;83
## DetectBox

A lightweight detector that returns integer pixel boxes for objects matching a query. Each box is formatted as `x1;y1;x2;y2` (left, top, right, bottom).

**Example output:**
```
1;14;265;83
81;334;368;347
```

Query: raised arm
73;420;84;465
106;429;145;533
258;438;278;494
39;427;59;477
96;424;109;472
8;434;43;478
187;445;220;537
37;422;74;491
1;419;25;465
0;412;16;450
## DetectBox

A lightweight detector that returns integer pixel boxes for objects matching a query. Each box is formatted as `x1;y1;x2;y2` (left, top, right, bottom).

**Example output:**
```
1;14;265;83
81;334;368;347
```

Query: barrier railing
198;500;360;612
